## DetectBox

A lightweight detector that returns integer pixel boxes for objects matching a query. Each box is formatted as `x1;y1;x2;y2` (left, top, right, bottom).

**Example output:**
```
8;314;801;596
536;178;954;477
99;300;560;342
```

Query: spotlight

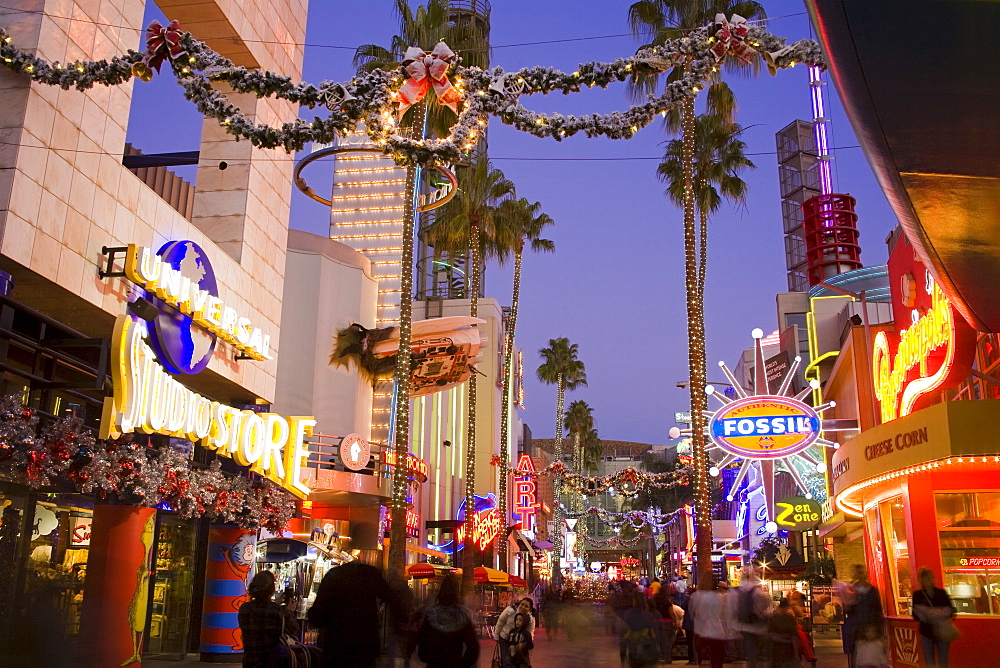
127;297;158;322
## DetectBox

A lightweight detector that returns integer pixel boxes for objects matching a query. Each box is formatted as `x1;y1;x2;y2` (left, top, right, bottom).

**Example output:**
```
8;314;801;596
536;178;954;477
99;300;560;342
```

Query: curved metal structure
807;0;1000;331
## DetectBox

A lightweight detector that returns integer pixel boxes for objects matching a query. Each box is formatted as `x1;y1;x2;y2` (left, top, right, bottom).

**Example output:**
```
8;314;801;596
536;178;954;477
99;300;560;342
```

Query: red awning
509;576;527;588
406;563;436;579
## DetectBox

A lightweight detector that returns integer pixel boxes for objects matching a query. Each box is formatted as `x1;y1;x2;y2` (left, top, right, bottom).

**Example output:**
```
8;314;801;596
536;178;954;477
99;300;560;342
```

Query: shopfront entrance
145;516;198;658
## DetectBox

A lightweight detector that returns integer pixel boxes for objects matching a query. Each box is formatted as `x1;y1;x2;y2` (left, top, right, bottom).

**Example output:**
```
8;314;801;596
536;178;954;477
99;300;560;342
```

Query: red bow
710;14;757;66
397;42;461;115
144;20;186;72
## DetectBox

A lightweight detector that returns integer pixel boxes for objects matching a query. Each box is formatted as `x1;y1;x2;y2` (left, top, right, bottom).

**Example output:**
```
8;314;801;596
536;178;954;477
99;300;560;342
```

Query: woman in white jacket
494;598;535;667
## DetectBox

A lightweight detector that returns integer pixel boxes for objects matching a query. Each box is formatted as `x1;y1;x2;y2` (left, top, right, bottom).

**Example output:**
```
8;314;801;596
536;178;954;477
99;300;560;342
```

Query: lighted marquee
513;454;538;531
672;329;844;531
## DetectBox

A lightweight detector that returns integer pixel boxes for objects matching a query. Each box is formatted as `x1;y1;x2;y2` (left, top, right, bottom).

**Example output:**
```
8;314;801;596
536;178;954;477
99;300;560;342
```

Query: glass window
880;497;911;616
936;492;1000;615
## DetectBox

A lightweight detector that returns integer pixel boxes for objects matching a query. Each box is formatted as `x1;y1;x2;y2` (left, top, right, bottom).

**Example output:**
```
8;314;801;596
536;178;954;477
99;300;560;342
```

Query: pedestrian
854;623;889;668
508;613;534;668
687;576;729;668
495;597;535;667
648;577;662;599
619;592;660;668
767;599;801;668
788;589;817;665
238;571;298;668
413;574;479;668
652;588;683;664
542;586;562;640
307;561;407;668
912;567;957;668
840;564;884;668
727;569;771;668
680;584;697;665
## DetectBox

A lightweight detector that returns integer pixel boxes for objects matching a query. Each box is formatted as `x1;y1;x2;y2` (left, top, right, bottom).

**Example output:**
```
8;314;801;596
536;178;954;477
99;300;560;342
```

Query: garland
493;458;690;497
562;505;682;530
0;396;295;532
0;16;823;166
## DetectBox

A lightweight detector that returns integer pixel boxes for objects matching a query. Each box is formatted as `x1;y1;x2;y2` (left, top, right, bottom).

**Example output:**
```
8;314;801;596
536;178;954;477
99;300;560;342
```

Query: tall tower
775;120;822;292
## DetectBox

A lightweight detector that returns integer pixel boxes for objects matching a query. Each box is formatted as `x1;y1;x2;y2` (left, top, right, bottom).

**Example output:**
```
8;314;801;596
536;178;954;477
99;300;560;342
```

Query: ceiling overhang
806;0;1000;331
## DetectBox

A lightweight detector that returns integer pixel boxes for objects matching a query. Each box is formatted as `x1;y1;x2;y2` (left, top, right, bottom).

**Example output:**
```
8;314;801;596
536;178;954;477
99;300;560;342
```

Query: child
509;612;534;667
854;623;889;668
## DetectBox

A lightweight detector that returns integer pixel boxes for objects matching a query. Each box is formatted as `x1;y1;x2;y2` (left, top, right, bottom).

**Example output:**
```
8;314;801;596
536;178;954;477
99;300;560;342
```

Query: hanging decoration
0;396;295;532
561;505;684;531
498;460;690;497
0;18;823;165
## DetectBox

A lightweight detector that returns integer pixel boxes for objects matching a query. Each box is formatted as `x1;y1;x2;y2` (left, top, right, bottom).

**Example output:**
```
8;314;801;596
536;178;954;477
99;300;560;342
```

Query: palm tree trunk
387;103;426;580
497;246;523;572
552;374;565;587
698;204;708;302
462;218;482;596
681;90;714;587
572;432;582;512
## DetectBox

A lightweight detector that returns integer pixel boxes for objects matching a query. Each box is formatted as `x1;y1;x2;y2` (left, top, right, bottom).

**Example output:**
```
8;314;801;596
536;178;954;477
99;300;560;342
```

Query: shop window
936;492;1000;615
879;496;912;616
146;519;197;657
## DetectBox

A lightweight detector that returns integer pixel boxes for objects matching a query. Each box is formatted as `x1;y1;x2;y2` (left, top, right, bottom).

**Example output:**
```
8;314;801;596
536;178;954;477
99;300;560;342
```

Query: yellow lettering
283;417;315;499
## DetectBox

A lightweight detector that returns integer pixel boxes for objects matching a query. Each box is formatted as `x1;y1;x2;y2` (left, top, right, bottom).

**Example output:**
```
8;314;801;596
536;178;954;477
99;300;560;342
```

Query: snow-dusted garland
492;456;691;497
561;505;683;530
0;16;823;167
0;396;295;532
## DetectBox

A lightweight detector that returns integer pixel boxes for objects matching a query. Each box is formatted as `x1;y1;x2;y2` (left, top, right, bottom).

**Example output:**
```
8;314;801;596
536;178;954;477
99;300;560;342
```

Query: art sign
774;496;822;531
513;454;538;531
709;396;820;459
872;234;976;423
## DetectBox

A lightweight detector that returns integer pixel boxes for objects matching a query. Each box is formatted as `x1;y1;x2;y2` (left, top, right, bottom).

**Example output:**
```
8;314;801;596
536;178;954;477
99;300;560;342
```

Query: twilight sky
129;0;898;445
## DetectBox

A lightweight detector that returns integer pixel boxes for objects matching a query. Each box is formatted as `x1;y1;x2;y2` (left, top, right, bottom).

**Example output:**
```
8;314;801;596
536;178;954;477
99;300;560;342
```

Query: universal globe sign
709;396;820;460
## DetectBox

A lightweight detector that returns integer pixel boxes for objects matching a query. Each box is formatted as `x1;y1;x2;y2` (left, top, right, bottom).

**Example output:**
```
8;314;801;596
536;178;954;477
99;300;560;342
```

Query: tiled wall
0;0;307;401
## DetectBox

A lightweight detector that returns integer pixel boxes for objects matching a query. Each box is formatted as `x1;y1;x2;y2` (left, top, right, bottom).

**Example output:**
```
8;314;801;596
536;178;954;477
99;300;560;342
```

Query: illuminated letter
234;411;265;466
255;414;290;482
283;417;315;499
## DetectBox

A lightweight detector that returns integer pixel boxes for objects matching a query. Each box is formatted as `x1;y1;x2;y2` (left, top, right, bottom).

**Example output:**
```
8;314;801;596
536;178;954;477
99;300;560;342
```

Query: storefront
832;399;1000;667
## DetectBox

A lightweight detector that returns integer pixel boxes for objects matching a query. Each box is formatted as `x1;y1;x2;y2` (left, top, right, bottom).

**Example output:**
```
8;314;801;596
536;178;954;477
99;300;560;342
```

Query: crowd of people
234;561;960;668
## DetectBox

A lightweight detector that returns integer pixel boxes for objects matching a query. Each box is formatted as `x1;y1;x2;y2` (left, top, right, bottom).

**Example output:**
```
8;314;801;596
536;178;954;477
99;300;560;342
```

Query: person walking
727;569;772;668
767;599;801;668
495;597;535;667
307;561;407;668
542;586;562;640
912;567;957;668
619;593;660;668
413;574;479;668
238;571;298;668
508;613;534;668
840;565;884;668
687;577;729;668
652;588;683;664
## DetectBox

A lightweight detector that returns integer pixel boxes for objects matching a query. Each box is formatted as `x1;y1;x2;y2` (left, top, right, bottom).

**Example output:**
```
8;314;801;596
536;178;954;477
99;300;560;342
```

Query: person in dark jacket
912;567;956;668
508;613;534;668
238;571;298;668
307;561;406;668
414;575;479;668
842;564;884;668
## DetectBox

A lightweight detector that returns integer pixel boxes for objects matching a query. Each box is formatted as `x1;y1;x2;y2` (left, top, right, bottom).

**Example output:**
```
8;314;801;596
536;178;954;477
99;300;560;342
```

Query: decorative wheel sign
339;433;371;471
671;329;849;533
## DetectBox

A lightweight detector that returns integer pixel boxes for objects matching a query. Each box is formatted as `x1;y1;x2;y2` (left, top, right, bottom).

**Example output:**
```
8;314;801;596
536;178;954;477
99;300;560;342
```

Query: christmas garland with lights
562;505;683;530
493;457;691;497
0;16;822;166
0;396;295;532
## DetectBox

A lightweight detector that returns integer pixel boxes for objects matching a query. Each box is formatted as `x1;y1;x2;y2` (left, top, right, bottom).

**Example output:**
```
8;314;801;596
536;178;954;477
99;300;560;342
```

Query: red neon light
513;454;538;531
456;507;502;550
385;509;421;539
382;450;429;480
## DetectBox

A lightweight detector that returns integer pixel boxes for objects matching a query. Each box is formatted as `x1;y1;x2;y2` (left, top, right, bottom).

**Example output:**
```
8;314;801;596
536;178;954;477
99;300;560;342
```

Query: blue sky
128;0;898;445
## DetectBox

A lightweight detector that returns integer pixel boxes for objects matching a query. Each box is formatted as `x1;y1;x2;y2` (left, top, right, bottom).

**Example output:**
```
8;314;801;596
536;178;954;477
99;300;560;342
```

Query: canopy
509;575;527;588
474;566;509;583
406;563;436;579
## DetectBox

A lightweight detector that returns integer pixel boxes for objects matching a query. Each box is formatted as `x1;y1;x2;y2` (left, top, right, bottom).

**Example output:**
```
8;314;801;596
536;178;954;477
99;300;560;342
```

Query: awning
406;563;436;579
533;540;554;551
509;575;527;588
474;566;509;583
405;543;449;559
508;529;535;558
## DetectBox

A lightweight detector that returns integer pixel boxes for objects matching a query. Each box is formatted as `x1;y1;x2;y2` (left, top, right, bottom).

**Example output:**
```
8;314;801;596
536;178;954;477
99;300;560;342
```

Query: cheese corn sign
101;239;314;499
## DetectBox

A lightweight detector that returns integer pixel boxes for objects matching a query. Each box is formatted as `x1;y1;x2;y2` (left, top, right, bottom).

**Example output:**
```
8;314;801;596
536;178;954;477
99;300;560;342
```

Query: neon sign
385;509;421;539
709;396;820;459
382;449;428;482
513;454;538;531
99;315;314;499
427;493;501;552
872;237;975;423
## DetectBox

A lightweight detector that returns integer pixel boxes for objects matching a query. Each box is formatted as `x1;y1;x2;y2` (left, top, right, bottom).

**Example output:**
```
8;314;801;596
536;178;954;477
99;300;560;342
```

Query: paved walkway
145;631;849;667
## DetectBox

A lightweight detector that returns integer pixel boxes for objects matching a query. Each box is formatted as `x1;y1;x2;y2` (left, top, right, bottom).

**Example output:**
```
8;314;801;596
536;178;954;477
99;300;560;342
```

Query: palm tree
628;0;765;586
537;338;587;586
580;428;603;475
565;400;595;484
354;0;490;580
425;150;513;591
657;114;755;300
494;197;554;570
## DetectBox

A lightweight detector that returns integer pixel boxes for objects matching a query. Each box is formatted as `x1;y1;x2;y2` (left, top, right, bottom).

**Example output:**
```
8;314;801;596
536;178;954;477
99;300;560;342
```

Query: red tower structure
802;193;862;285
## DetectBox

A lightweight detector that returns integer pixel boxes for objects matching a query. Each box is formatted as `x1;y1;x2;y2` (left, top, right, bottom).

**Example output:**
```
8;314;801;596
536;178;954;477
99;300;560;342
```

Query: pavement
144;629;850;667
